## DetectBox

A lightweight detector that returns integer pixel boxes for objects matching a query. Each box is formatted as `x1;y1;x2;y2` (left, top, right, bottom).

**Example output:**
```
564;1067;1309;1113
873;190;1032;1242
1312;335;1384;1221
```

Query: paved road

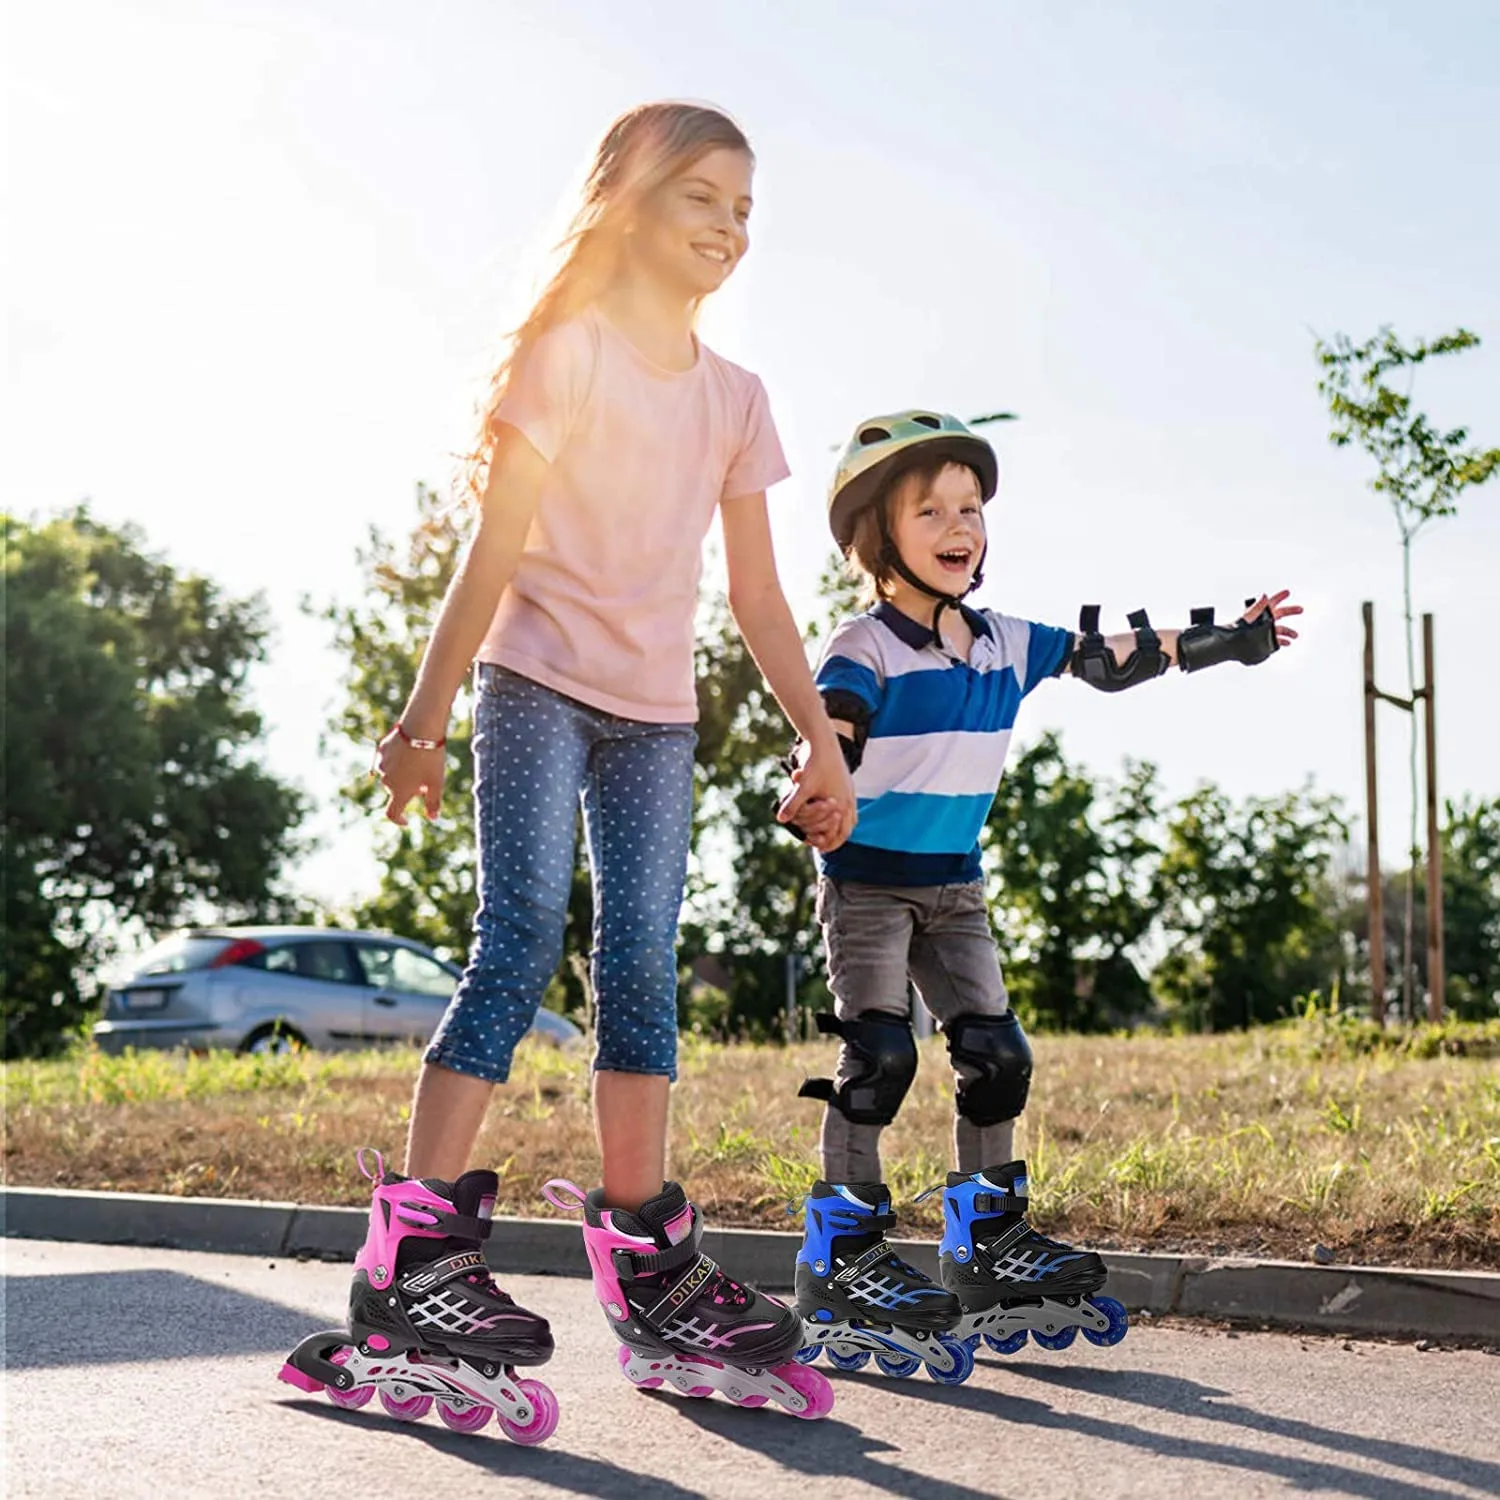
4;1239;1496;1500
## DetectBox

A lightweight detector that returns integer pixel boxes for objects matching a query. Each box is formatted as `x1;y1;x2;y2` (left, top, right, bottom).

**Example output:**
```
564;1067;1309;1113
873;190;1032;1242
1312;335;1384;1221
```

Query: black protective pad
946;1011;1034;1126
799;1011;918;1126
1177;604;1279;672
1070;605;1171;692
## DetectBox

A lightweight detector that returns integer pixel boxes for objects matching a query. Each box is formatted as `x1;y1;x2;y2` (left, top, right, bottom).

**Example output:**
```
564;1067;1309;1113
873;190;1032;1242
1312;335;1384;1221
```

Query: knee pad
798;1011;917;1126
946;1012;1033;1126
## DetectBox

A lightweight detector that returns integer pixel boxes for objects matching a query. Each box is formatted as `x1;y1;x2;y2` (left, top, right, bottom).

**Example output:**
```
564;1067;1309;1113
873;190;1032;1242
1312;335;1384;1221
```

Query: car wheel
241;1023;309;1056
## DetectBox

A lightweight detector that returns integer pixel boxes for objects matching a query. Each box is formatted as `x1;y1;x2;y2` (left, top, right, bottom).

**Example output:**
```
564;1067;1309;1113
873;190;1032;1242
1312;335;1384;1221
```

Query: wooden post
1362;603;1386;1023
1423;614;1444;1022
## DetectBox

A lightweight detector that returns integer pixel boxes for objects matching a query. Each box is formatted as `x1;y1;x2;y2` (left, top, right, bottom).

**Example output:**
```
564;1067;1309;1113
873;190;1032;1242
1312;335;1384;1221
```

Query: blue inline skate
794;1181;973;1384
938;1161;1129;1355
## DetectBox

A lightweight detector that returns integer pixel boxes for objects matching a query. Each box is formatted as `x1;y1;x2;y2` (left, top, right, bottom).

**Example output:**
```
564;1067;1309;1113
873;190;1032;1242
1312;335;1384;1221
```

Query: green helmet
827;410;999;550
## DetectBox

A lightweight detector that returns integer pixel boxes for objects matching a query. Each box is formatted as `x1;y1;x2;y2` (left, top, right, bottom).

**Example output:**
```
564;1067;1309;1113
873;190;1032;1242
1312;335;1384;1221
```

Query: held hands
778;737;857;852
373;724;446;827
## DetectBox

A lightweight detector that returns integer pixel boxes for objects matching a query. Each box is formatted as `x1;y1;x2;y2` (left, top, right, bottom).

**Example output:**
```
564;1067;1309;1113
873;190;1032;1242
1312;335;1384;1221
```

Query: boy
788;411;1300;1381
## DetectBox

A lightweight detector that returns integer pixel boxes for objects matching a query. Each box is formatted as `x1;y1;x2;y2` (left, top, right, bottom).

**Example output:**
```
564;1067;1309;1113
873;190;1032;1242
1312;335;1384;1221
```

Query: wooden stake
1363;603;1386;1023
1423;614;1444;1022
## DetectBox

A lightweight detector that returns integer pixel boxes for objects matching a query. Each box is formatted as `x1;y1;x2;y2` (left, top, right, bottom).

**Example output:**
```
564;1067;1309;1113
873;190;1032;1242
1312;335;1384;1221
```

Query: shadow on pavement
1011;1362;1500;1498
782;1364;1477;1500
4;1271;318;1369
661;1397;1004;1500
282;1399;707;1500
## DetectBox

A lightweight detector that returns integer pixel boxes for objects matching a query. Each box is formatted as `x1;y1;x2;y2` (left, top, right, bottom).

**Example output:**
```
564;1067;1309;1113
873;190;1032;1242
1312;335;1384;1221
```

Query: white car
92;926;583;1055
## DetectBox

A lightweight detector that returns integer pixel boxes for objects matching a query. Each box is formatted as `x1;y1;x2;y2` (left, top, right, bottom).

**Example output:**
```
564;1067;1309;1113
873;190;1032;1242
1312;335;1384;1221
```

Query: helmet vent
857;426;891;445
912;413;941;429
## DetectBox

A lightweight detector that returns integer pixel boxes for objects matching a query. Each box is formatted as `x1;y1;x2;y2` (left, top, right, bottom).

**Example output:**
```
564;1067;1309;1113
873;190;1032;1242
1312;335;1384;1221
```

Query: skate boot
280;1149;559;1443
543;1178;833;1419
794;1181;972;1384
938;1160;1128;1355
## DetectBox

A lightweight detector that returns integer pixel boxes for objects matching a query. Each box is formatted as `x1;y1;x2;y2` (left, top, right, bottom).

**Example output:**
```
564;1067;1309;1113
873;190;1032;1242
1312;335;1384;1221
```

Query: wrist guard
1178;601;1278;673
1071;605;1172;692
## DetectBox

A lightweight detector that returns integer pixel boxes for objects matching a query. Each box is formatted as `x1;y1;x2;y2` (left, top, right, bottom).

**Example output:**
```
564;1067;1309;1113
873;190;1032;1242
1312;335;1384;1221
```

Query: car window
389;947;457;998
356;944;456;998
241;941;360;985
130;934;234;976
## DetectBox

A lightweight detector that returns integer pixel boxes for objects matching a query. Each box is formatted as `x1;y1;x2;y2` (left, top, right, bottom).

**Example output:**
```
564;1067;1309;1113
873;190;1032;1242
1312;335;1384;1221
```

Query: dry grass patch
4;1016;1497;1268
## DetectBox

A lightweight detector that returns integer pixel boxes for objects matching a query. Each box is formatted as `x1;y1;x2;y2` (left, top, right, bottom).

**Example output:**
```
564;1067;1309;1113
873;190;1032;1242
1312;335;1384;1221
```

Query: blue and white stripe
816;602;1071;885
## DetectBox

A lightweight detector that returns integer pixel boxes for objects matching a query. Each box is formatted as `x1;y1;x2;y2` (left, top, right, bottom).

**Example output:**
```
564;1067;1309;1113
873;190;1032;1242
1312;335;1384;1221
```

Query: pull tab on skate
541;1179;588;1214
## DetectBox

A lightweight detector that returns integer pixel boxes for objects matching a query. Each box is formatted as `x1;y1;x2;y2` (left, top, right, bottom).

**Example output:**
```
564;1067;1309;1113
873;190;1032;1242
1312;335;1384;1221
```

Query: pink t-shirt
477;307;789;722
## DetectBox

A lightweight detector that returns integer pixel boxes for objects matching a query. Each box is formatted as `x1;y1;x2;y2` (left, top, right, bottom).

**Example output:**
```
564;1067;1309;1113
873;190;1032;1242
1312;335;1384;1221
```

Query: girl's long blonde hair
465;101;752;503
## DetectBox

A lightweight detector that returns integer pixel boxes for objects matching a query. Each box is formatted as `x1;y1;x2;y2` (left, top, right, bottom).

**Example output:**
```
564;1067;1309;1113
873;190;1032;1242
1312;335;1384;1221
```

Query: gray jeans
815;877;1016;1181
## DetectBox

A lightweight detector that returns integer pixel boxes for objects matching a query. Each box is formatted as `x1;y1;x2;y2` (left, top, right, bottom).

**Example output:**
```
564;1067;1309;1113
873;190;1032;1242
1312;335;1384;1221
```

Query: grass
4;1013;1498;1269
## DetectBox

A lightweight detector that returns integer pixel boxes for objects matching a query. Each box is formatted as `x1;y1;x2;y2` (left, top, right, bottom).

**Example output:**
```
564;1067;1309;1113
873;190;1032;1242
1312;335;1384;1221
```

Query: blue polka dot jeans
424;664;696;1083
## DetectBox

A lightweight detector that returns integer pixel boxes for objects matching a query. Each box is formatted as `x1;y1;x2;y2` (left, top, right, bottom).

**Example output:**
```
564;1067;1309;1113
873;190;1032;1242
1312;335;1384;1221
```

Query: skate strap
973;1191;1028;1215
835;1239;899;1283
645;1252;719;1322
394;1205;494;1242
398;1249;491;1297
615;1215;704;1278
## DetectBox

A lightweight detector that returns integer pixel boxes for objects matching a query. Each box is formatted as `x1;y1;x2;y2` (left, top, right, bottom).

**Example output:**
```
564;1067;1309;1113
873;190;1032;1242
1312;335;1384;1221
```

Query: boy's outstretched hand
1243;589;1303;648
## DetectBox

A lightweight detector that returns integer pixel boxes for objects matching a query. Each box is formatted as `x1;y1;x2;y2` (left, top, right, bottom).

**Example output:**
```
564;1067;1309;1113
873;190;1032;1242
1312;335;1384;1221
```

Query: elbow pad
820;689;871;772
1070;606;1171;692
1178;603;1278;673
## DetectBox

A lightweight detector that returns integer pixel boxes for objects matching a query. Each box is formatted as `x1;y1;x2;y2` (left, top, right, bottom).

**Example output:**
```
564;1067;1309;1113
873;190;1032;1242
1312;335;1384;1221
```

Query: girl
343;103;850;1421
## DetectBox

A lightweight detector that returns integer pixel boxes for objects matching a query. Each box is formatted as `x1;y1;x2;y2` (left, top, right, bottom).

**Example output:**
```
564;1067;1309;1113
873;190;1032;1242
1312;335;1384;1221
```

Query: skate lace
462;1267;514;1305
699;1261;753;1310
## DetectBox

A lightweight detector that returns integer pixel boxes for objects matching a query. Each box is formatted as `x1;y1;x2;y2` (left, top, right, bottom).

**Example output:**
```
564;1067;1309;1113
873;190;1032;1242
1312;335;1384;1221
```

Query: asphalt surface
4;1239;1496;1500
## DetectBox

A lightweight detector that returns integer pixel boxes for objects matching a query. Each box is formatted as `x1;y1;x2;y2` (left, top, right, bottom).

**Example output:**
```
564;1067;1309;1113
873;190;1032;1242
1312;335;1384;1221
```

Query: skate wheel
683;1384;715;1398
984;1329;1030;1356
875;1352;922;1379
379;1390;434;1421
925;1335;974;1386
1031;1323;1078;1352
324;1346;373;1409
326;1383;375;1410
616;1346;664;1390
734;1394;769;1408
1081;1297;1130;1348
498;1379;559;1446
437;1398;495;1433
826;1348;870;1372
778;1361;835;1420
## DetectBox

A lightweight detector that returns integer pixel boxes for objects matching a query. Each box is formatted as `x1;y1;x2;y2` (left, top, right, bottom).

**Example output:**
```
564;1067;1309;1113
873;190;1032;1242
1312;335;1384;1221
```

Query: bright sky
9;0;1500;909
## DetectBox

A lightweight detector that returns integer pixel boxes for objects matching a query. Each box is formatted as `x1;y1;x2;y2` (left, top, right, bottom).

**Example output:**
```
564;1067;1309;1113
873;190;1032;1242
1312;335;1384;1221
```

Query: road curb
4;1185;1496;1343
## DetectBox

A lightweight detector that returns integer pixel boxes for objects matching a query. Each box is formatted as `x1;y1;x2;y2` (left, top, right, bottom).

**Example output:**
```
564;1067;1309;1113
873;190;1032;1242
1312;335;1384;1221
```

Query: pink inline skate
280;1149;558;1444
544;1178;833;1419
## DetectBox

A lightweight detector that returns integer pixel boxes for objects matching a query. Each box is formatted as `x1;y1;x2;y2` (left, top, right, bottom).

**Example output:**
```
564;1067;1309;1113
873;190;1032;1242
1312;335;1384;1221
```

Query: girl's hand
373;727;445;827
779;740;856;852
1242;589;1303;648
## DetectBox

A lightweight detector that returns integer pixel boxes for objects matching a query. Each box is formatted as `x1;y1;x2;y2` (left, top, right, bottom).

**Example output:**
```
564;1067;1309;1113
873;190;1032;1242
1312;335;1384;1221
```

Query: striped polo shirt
814;601;1073;887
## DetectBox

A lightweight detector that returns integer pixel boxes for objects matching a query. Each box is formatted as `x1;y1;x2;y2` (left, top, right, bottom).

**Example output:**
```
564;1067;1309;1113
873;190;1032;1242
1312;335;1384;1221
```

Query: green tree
1152;783;1348;1030
1316;327;1500;1015
982;731;1160;1032
2;508;305;1057
683;591;817;1037
1439;796;1500;1020
1376;797;1500;1022
313;486;594;1014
